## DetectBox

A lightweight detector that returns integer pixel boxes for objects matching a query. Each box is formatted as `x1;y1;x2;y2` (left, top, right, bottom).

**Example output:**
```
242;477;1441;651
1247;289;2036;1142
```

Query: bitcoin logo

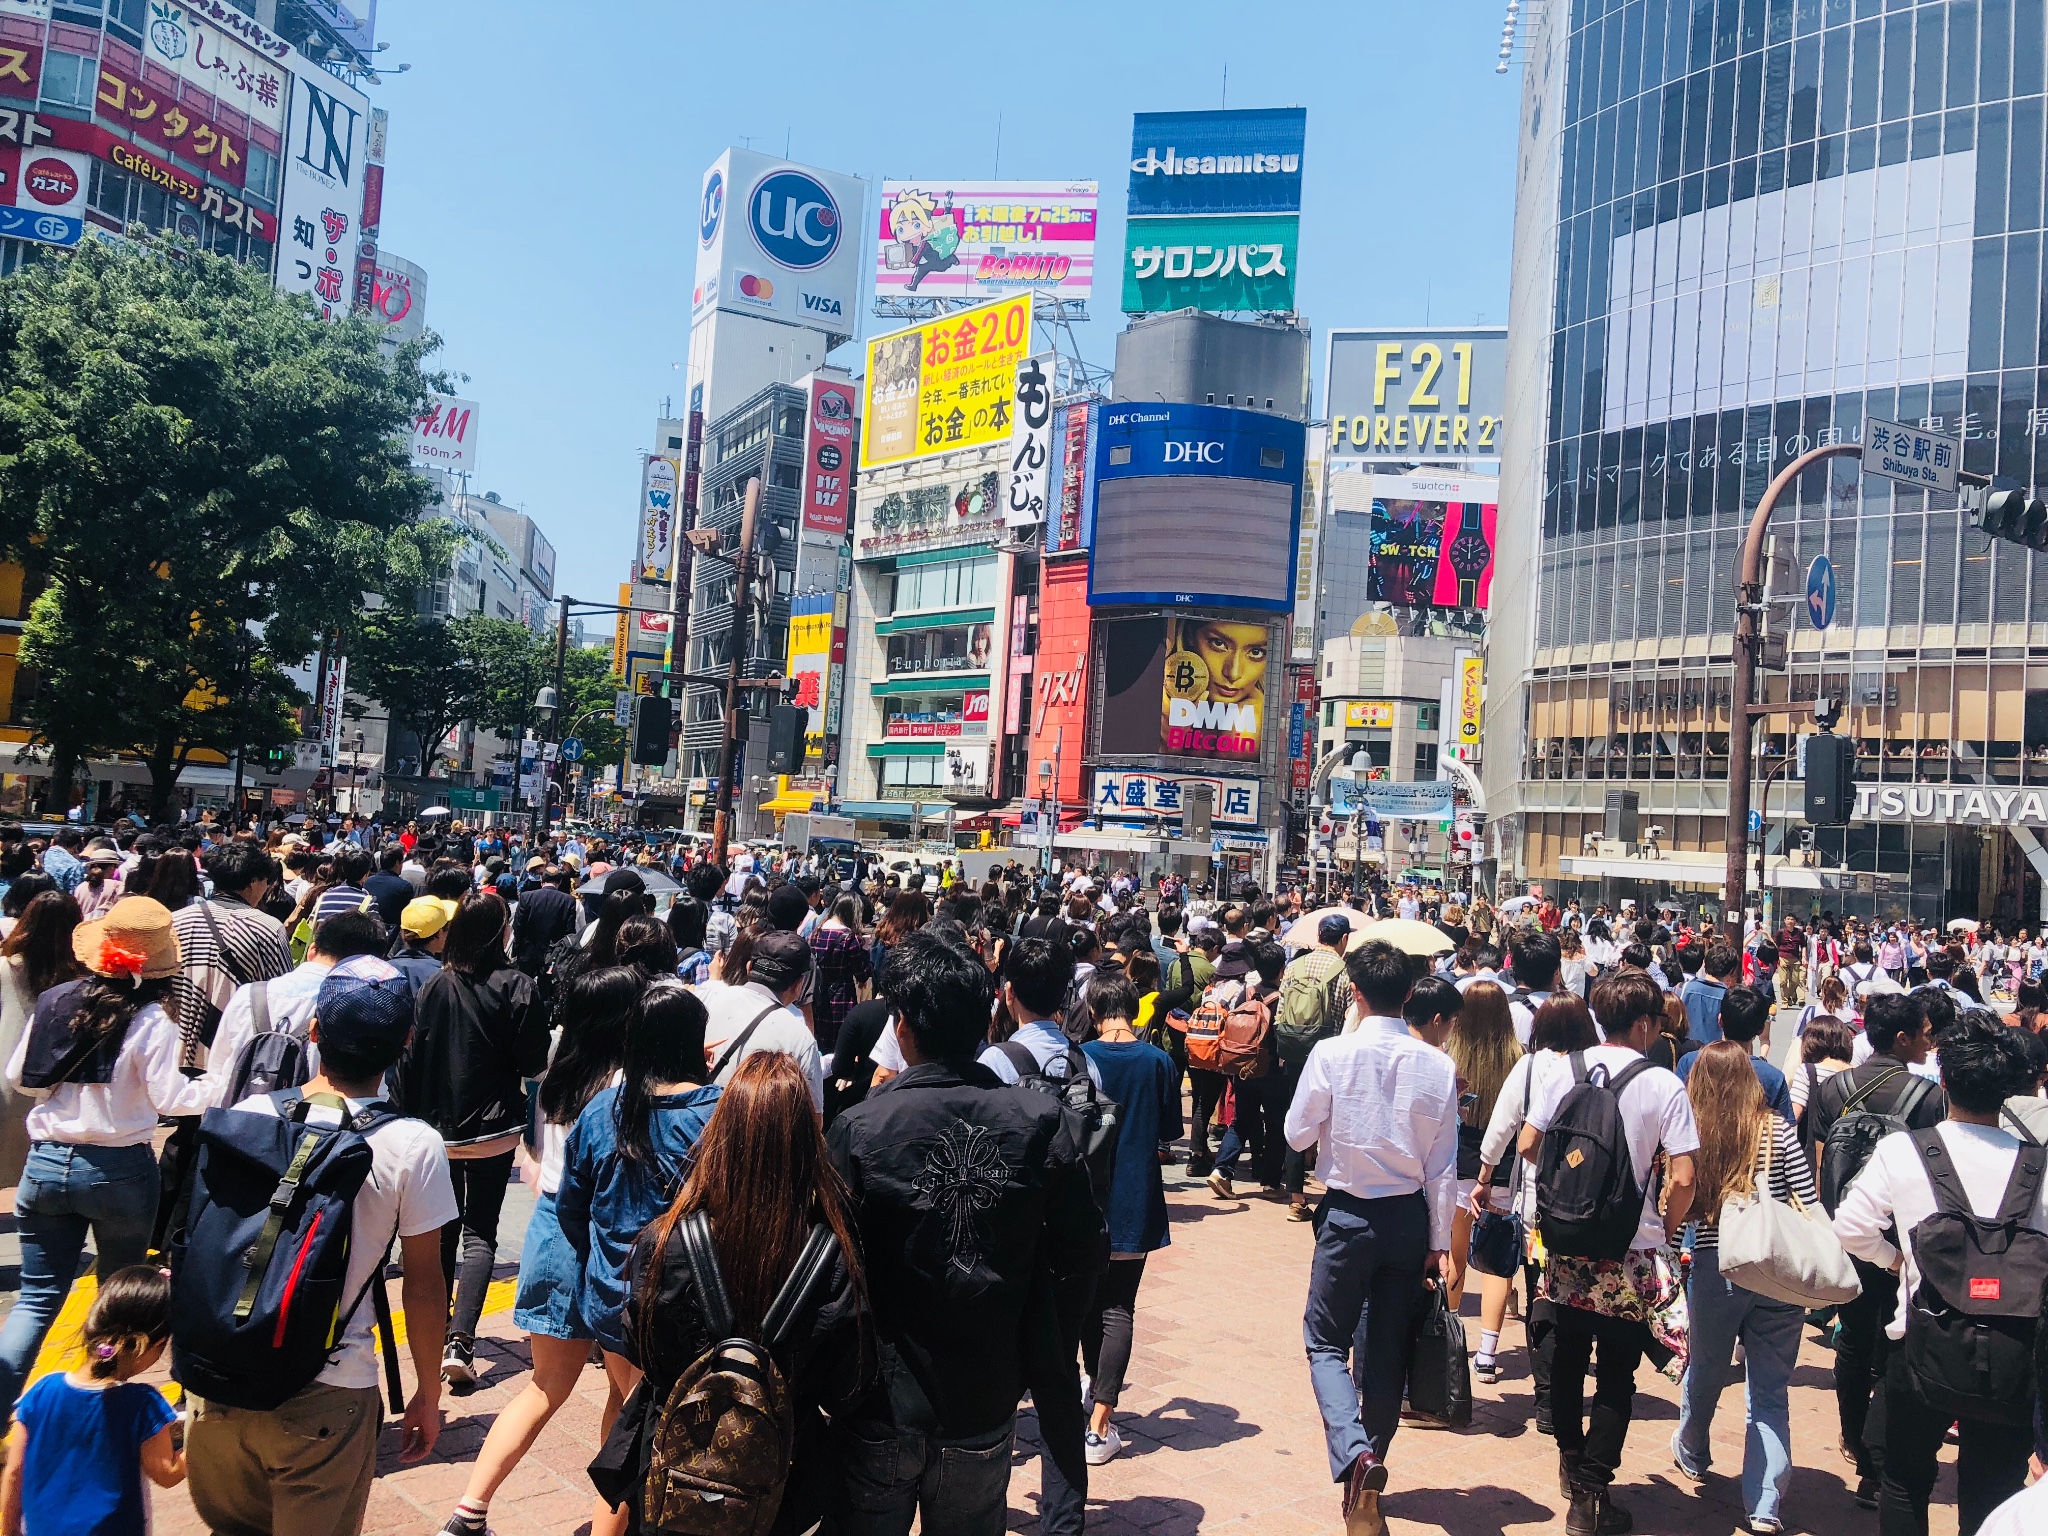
1163;650;1209;701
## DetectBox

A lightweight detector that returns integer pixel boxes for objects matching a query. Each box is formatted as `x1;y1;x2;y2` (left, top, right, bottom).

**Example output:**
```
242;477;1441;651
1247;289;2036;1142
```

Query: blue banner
1329;778;1456;821
1128;108;1307;216
0;209;83;249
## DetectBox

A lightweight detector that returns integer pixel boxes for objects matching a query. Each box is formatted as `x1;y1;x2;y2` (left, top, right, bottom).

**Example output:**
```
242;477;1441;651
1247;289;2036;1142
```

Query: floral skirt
1540;1245;1690;1380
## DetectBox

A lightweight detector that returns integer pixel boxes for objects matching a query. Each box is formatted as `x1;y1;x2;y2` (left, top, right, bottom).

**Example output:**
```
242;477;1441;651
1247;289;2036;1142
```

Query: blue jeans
835;1417;1016;1536
1303;1190;1428;1481
1676;1244;1803;1527
0;1141;159;1416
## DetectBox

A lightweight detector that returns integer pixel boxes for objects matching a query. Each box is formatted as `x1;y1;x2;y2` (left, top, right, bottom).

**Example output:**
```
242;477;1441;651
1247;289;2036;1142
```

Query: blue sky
370;0;1522;606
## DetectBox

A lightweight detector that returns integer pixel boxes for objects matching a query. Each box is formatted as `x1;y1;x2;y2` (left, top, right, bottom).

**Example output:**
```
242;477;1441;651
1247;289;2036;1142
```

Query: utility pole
711;475;764;869
533;595;569;849
1721;444;1860;949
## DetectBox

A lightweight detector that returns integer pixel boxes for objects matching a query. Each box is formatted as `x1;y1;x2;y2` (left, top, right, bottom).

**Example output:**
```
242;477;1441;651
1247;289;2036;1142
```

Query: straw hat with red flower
72;896;182;984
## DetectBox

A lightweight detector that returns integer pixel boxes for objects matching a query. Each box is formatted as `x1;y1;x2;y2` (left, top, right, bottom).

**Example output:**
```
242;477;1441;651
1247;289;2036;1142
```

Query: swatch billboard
1088;402;1304;612
1363;472;1500;612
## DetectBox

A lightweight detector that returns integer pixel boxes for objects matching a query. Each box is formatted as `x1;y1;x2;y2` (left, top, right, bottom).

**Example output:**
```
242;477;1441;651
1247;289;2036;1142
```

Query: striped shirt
1691;1115;1818;1255
167;896;292;1068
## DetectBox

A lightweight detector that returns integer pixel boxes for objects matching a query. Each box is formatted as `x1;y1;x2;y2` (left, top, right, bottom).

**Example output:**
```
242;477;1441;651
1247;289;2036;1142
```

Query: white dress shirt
1832;1118;2048;1339
5;1001;215;1146
200;960;332;1107
1284;1016;1461;1248
699;979;824;1111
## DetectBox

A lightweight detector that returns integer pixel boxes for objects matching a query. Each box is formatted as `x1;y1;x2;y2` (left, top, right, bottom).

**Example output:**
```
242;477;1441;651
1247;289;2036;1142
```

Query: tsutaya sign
1855;785;2048;826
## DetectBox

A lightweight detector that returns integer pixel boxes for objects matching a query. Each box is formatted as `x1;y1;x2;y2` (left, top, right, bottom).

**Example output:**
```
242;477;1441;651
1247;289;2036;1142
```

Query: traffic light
1977;488;2048;549
767;704;803;774
1803;732;1856;825
630;693;672;766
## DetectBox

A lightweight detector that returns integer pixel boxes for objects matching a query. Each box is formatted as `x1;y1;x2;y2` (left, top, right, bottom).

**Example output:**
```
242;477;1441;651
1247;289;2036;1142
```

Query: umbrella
1281;904;1365;949
578;867;682;898
1946;918;1979;934
1497;895;1538;914
418;806;453;819
1347;917;1457;956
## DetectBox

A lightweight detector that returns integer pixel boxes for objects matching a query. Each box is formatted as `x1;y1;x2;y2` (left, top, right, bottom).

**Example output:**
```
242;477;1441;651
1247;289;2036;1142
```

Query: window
1414;742;1440;779
891;557;996;613
41;51;96;110
885;622;993;676
246;143;280;204
1417;702;1440;732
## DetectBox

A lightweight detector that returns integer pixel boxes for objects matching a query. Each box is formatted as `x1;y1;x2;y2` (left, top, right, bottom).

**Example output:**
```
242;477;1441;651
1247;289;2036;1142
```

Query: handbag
1468;1064;1531;1279
1403;1279;1472;1428
1718;1119;1863;1308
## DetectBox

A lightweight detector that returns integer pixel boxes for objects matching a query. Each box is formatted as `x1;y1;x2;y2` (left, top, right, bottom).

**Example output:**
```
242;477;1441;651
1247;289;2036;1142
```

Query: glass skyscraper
1491;0;2048;925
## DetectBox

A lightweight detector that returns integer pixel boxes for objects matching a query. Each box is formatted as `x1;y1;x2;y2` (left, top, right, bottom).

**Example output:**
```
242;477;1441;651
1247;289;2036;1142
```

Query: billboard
860;293;1034;471
278;55;371;318
1031;559;1092;811
855;461;1005;559
1093;769;1261;828
1364;473;1499;612
0;111;89;248
1326;328;1508;462
299;0;377;54
785;593;833;763
1098;615;1275;765
95;59;250;186
1344;702;1395;729
692;148;868;339
1088;402;1304;611
0;36;37;103
1122;213;1297;314
138;2;292;137
410;394;479;472
1127;109;1305;216
875;180;1097;304
1051;401;1096;553
1457;655;1484;752
1005;355;1054;527
638;456;679;584
800;375;858;534
369;253;427;341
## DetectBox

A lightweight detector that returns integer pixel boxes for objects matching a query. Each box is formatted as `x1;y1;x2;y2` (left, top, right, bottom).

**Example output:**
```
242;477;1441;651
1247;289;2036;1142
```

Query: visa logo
802;292;844;317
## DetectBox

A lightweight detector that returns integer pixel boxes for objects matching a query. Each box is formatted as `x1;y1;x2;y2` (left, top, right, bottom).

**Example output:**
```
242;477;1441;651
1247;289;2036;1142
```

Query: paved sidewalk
122;1158;1971;1536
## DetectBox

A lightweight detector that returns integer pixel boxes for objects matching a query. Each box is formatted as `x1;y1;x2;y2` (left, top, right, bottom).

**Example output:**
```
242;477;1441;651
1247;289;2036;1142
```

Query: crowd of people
0;814;2039;1536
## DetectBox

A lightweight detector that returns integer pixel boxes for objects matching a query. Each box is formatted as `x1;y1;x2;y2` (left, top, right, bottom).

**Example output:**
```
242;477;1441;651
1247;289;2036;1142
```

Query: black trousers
1257;1060;1309;1193
1524;1262;1557;1429
1187;1068;1226;1171
1878;1350;2033;1536
1028;1271;1093;1536
1082;1256;1148;1407
1549;1306;1648;1486
441;1152;516;1343
1836;1259;1900;1478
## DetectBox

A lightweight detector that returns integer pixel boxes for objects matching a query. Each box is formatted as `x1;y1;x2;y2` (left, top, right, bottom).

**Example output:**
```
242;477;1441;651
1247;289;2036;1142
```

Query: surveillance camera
1814;696;1843;732
1645;825;1666;841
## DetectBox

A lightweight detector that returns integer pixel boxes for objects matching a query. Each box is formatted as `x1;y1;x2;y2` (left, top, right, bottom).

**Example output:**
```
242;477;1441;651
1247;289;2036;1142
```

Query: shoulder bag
1718;1119;1862;1308
1467;1064;1529;1279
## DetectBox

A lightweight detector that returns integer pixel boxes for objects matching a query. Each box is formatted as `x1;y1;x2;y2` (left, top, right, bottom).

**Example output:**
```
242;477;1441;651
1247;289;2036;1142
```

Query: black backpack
1900;1120;2048;1427
998;1040;1122;1212
1535;1052;1656;1260
1819;1066;1938;1215
220;982;312;1108
171;1091;405;1413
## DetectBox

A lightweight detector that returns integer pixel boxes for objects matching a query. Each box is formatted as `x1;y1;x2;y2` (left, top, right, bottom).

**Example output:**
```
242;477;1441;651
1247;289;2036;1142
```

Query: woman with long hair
665;897;712;986
392;893;550;1395
0;874;56;940
1469;994;1600;1393
868;891;930;978
139;850;199;912
0;893;85;1187
809;893;872;1056
612;915;678;979
434;965;641;1536
1646;993;1699;1072
0;898;211;1418
556;978;719;1536
1445;980;1523;1312
1674;1043;1817;1533
591;1051;870;1536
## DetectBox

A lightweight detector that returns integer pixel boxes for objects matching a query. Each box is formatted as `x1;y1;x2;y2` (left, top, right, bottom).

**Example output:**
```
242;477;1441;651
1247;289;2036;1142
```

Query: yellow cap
400;896;458;939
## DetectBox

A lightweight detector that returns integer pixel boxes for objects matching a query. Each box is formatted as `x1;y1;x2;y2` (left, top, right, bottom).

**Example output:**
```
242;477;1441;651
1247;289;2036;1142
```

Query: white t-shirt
700;981;823;1110
1977;1478;2048;1536
232;1093;457;1391
1526;1044;1701;1251
6;1001;214;1147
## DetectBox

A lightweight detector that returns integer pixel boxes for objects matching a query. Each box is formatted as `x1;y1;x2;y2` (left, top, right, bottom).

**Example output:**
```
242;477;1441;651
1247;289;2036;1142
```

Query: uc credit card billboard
1088;402;1305;612
693;148;869;339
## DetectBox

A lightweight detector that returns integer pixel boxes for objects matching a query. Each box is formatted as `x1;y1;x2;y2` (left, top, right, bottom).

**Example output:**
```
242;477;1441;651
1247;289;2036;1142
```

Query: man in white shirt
1519;970;1699;1536
698;930;824;1110
979;936;1103;1090
1284;939;1458;1536
187;956;456;1536
1501;931;1560;1047
1832;1014;2047;1536
201;911;390;1108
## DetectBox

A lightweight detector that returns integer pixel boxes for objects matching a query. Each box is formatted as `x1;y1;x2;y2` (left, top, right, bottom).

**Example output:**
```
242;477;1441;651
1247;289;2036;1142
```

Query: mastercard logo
737;272;775;300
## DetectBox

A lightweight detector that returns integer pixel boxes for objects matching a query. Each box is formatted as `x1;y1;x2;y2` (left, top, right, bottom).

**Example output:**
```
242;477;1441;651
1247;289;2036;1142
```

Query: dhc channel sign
749;169;841;270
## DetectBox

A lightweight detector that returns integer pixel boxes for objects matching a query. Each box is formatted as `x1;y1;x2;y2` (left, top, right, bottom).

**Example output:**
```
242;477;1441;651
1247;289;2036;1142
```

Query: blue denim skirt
512;1191;588;1341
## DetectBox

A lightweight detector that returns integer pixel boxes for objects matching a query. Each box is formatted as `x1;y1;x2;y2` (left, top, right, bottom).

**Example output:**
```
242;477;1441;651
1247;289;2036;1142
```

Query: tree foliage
0;232;448;812
344;604;480;779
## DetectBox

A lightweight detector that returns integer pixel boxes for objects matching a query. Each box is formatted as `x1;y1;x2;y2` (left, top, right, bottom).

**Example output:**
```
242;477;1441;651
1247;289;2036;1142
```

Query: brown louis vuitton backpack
642;1212;839;1535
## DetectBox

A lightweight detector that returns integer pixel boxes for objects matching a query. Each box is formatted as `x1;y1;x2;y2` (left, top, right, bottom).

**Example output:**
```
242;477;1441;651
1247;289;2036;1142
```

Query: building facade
1492;0;2048;927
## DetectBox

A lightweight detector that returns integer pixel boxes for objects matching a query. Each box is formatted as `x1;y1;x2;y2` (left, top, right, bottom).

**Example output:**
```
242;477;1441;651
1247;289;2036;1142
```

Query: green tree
559;645;627;774
345;605;481;780
453;615;551;741
0;232;448;814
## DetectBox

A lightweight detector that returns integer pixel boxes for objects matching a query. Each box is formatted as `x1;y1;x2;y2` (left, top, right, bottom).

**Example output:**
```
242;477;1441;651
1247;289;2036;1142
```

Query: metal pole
1722;443;1861;950
711;476;764;870
1754;753;1797;933
534;596;569;850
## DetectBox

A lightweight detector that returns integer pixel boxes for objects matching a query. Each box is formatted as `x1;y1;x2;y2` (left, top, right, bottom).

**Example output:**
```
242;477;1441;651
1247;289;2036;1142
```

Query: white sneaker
1084;1425;1125;1465
1079;1372;1093;1414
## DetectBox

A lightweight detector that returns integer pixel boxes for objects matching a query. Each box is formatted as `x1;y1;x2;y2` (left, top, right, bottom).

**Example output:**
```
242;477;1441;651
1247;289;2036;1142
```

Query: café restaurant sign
1855;784;2048;826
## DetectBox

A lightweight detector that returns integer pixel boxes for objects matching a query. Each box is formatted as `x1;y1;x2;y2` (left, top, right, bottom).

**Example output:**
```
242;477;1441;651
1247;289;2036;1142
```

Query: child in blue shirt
1;1266;184;1536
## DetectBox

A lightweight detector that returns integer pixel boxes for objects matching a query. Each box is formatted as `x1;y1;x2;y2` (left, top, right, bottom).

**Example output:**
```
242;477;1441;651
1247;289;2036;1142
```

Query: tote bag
1719;1120;1862;1308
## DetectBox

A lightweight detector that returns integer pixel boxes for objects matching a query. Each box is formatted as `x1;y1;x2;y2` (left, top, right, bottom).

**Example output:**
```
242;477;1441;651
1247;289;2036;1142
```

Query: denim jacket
555;1082;722;1353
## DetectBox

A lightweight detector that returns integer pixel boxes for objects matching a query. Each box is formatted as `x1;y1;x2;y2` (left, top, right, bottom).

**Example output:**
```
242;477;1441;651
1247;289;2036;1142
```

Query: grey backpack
222;982;313;1107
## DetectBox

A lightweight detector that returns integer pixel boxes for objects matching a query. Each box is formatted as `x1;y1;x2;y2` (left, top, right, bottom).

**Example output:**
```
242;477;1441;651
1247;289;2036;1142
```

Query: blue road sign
1806;554;1838;630
560;737;584;763
1749;808;1764;837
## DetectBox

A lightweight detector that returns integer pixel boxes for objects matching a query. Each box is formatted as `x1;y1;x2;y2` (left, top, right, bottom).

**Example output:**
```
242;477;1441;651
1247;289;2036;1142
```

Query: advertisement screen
1097;616;1273;764
1121;212;1298;314
1365;474;1498;612
800;376;858;534
1088;402;1304;611
860;293;1034;470
1326;328;1507;463
279;54;370;319
875;181;1096;305
1127;108;1306;216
